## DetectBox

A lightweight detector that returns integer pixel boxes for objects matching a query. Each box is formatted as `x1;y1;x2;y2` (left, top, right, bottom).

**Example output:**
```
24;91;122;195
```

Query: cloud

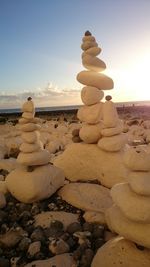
0;82;81;109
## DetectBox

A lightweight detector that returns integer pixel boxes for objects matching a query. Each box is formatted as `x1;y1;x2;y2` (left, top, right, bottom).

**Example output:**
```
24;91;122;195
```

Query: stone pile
98;95;126;152
77;31;114;144
6;98;65;203
106;145;150;248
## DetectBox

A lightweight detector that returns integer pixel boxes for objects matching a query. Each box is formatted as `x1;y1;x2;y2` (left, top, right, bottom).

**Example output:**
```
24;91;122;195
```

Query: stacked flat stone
106;145;150;248
17;99;50;166
98;95;126;152
76;31;114;144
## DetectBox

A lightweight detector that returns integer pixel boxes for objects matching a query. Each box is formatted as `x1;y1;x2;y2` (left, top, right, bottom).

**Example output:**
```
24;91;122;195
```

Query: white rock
123;146;150;171
82;35;95;42
46;140;62;154
54;143;128;188
103;101;119;128
77;70;114;90
22;100;35;113
34;211;79;230
128;171;150;196
91;236;150;267
81;41;98;51
82;47;101;57
98;134;127;152
0;158;19;172
18;118;30;124
0;192;6;208
24;253;76;267
101;123;123;136
22;112;34;120
83;211;106;225
77;103;103;124
81;86;104;105
17;150;50;166
106;205;150;248
5;164;65;203
20;141;43;153
58;183;112;212
79;123;102;144
19;123;40;132
111;182;150;223
82;54;106;72
22;131;40;144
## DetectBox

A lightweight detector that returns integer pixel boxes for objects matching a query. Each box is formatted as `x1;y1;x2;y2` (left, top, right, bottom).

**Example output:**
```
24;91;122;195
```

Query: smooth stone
5;164;65;203
91;236;150;267
98;134;127;152
58;183;112;212
22;112;34;120
22;100;35;113
77;103;103;124
111;182;150;223
82;54;106;72
0;192;6;208
79;123;102;144
0;157;19;172
106;205;150;248
34;211;79;231
19;118;30;124
54;143;128;188
103;101;119;128
17;150;50;166
0;181;8;194
20;141;43;153
82;47;101;57
83;211;106;225
101;123;123;136
123;146;150;171
0;227;25;248
82;35;95;42
128;171;150;196
81;41;98;51
81;86;104;105
28;241;41;256
77;70;114;90
24;253;76;267
20;123;40;132
21;131;40;144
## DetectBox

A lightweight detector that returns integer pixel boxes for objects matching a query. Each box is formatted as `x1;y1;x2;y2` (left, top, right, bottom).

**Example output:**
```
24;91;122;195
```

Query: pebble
0;258;10;267
27;241;41;257
48;238;70;254
67;222;82;234
18;237;31;251
30;227;46;243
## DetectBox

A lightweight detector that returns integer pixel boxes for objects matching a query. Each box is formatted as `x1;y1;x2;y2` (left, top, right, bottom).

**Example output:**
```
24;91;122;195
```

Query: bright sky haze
0;0;150;108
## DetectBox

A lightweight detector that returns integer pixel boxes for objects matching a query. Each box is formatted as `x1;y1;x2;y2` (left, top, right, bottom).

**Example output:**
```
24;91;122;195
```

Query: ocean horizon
0;100;150;114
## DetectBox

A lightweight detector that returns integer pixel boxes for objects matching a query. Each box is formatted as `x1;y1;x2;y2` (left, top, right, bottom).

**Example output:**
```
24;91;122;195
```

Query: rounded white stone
101;124;123;137
77;70;114;90
103;101;119;128
82;54;106;72
20;123;40;132
81;86;104;105
128;171;150;196
20;141;43;153
82;47;101;57
5;164;65;203
106;205;150;248
22;112;34;120
111;182;150;223
81;41;98;51
77;103;103;124
22;100;35;113
22;131;40;144
79;123;102;144
17;150;50;166
19;118;30;124
98;134;127;152
123;146;150;171
91;236;150;267
82;35;95;42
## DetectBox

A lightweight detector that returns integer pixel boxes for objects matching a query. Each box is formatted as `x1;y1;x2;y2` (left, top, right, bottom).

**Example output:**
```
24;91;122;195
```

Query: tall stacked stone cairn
92;146;150;267
77;31;113;144
5;98;65;203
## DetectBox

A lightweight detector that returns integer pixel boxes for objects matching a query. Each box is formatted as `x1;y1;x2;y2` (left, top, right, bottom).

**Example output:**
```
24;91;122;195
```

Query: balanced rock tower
77;31;114;143
98;95;126;152
6;98;65;203
106;145;150;248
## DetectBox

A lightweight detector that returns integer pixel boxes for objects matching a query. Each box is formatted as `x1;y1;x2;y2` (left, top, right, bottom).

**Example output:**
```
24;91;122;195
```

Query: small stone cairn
106;145;150;248
5;98;65;203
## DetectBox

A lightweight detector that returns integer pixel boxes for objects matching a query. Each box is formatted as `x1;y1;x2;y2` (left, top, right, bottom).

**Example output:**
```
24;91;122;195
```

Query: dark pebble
67;222;82;234
93;238;105;251
0;257;10;267
0;211;7;225
83;222;93;232
18;237;31;251
30;227;46;243
92;224;104;238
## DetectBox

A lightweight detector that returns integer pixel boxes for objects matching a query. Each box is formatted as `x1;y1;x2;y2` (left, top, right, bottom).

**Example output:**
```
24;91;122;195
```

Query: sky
0;0;150;109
